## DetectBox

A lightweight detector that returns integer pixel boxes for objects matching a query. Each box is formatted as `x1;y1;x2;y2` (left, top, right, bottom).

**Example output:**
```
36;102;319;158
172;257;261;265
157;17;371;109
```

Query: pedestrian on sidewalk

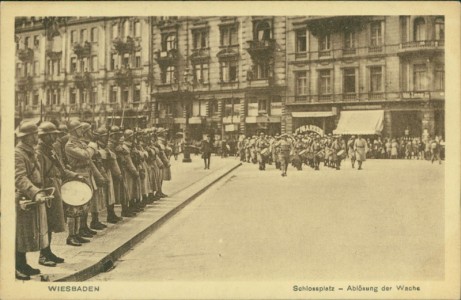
201;134;213;170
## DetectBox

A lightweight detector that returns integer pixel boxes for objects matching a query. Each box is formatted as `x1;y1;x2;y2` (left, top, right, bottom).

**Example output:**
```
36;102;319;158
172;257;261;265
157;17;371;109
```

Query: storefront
291;111;337;135
333;110;384;135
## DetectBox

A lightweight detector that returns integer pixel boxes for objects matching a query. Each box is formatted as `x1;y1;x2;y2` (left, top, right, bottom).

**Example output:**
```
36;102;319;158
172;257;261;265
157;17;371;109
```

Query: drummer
256;132;269;171
331;135;345;170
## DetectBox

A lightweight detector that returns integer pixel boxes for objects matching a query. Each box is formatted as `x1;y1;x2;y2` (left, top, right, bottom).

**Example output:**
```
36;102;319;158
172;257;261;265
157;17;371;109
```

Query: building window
80;89;87;104
16;63;22;78
135;52;141;68
220;60;238;82
400;16;408;43
220;25;238;46
296;30;307;52
79;59;85;73
318;69;332;95
69;57;76;73
53;60;60;76
80;29;88;43
319;34;331;51
343;68;356;93
370;22;383;46
47;60;53;75
91;56;98;72
255;21;271;41
123;20;130;38
91;27;98;42
162;33;176;51
370;66;383;92
110;86;117;103
122;89;129;103
33;92;39;106
258;99;268;114
122;54;130;68
344;31;355;49
71;30;77;44
414;18;426;41
193;30;208;49
34;61;39;76
252;62;269;80
224;98;240;117
413;64;427;91
134;21;141;37
134;85;141;102
434;65;444;91
111;54;117;70
193;63;209;84
70;88;77;105
92;87;97;103
24;37;30;49
161;66;176;84
34;35;40;47
295;72;308;95
112;24;118;39
209;100;219;116
435;17;444;41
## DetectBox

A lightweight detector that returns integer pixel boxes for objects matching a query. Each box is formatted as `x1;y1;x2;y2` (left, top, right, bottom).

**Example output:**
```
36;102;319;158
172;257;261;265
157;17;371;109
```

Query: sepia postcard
1;1;460;299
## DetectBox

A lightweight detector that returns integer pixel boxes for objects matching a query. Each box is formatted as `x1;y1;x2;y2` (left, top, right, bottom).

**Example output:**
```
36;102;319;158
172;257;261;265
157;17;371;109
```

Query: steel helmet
38;121;61;135
68;120;82;132
58;124;68;133
124;129;134;139
80;122;92;133
93;126;108;136
15;121;38;138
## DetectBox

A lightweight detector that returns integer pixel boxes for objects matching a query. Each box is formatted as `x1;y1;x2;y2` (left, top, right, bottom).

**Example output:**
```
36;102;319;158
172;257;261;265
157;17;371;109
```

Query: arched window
124;20;130;38
166;34;176;51
414;17;426;41
255;21;271;41
435;17;444;41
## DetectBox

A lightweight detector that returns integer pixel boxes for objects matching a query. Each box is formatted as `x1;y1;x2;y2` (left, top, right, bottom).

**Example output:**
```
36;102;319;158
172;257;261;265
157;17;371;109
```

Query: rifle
37;100;44;126
120;104;126;130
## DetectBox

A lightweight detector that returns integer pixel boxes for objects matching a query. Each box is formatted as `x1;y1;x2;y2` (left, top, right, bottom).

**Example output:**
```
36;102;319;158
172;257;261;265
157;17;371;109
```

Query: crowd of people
15;119;173;280
232;132;444;176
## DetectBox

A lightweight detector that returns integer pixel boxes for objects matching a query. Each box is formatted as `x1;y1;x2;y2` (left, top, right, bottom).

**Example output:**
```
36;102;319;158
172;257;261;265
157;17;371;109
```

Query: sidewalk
27;155;241;282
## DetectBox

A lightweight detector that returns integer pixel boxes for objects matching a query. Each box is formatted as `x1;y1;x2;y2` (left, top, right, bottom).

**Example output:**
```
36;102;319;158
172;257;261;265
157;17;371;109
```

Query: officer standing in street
275;134;292;177
201;134;213;169
15;121;51;280
354;135;368;170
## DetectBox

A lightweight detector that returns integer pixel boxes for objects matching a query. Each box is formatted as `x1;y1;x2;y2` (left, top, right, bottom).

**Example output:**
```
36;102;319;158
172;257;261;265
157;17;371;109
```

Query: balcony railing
72;41;92;59
342;48;356;56
401;40;444;50
155;49;179;65
368;92;384;100
286;92;415;104
291;44;402;61
17;48;34;62
246;39;276;58
112;36;137;55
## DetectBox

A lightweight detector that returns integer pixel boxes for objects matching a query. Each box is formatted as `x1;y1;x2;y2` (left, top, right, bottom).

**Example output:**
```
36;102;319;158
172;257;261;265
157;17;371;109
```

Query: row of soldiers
238;133;369;176
15;119;172;280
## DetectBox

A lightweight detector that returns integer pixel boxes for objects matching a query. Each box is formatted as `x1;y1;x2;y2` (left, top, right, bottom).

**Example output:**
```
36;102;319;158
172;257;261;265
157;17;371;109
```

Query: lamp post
179;69;194;163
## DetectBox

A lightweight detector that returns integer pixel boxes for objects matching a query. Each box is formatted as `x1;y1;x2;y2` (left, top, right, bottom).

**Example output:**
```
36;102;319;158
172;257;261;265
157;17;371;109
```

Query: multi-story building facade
150;16;287;141
15;16;445;140
15;17;152;128
285;16;445;138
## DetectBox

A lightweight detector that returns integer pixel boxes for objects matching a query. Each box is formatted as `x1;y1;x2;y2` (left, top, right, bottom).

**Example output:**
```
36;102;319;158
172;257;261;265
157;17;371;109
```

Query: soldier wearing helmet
36;122;81;259
65;120;104;244
53;123;70;168
15;121;49;280
119;129;141;216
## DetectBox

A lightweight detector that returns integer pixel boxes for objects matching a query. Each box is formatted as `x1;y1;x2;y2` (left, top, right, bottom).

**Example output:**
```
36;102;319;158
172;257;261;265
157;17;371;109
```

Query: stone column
239;97;246;136
383;110;392;138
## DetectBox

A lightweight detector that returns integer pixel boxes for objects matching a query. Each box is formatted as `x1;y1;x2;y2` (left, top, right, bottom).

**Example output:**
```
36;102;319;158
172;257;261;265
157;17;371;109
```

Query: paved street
92;159;444;281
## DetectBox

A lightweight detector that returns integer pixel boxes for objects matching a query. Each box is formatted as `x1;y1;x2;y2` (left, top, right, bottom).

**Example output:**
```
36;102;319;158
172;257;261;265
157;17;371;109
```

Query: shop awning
333;110;384;135
292;111;336;118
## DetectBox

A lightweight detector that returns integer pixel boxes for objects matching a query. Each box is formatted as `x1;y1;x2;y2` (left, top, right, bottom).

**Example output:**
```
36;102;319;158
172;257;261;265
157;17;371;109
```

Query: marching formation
15;119;173;280
237;132;369;176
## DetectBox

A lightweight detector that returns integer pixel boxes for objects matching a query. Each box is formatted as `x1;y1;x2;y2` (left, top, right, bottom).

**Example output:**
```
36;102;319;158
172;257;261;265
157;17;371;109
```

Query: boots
121;204;135;217
80;214;97;235
16;251;37;279
107;205;123;223
66;236;82;246
90;213;107;230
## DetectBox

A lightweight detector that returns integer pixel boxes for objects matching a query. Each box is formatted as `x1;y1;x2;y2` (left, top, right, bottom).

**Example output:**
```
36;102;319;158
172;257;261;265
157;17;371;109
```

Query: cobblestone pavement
92;159;444;281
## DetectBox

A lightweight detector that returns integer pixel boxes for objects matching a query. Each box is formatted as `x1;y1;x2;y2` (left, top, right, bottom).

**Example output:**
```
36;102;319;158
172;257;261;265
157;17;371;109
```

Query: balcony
155;49;179;66
368;45;383;54
368;92;384;101
319;50;331;58
46;50;62;61
112;36;137;55
342;48;356;56
400;91;431;100
17;76;34;90
342;93;357;101
72;41;92;59
114;67;133;87
17;48;34;62
398;40;444;56
74;72;92;89
246;39;276;59
190;48;210;62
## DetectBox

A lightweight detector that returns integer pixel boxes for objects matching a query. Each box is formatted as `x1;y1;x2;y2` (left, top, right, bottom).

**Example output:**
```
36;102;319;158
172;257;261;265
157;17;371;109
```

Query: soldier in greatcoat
36;122;81;263
121;129;141;213
274;134;292;176
15;121;51;280
93;126;123;224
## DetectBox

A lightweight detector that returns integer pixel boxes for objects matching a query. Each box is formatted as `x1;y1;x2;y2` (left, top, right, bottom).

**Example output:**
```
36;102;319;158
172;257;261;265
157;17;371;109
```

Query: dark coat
15;142;49;253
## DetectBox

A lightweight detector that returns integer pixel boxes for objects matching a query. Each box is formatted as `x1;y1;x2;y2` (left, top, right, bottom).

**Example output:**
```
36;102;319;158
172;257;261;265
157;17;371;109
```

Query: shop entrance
434;110;445;138
391;111;422;138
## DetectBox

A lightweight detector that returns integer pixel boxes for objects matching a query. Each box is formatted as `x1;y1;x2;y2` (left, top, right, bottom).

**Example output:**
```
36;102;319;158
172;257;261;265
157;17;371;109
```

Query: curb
54;162;242;282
